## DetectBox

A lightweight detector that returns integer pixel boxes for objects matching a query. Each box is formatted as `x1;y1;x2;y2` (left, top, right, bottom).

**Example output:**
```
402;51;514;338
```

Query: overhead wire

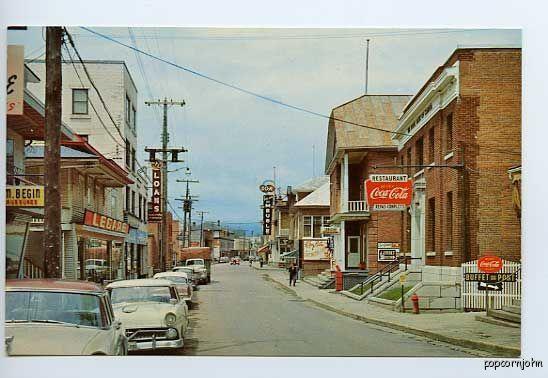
80;26;410;137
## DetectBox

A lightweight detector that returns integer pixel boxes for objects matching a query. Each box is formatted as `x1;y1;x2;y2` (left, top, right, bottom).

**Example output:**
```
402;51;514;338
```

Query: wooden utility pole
196;211;209;247
145;99;185;271
43;27;63;278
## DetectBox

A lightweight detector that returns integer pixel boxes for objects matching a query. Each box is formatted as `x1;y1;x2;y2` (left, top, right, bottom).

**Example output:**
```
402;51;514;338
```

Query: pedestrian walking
288;263;298;286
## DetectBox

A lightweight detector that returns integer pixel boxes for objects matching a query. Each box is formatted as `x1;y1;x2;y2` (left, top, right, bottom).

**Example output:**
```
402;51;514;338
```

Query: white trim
413;169;425;178
393;62;460;150
444;251;454;256
444;151;454;161
426;252;436;257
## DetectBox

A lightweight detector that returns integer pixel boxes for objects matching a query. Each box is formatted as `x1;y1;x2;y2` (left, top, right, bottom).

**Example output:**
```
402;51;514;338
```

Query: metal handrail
357;256;421;296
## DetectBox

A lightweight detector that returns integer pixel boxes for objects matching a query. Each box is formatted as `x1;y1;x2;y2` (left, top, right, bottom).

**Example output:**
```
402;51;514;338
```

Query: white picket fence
461;259;521;310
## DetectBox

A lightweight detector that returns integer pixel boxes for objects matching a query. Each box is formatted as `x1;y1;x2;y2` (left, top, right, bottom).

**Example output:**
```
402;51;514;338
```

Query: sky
7;27;521;234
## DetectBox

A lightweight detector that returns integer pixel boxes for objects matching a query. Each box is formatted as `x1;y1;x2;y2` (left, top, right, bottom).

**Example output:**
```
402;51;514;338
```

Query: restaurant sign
148;161;163;222
84;210;130;234
6;185;44;207
365;174;412;211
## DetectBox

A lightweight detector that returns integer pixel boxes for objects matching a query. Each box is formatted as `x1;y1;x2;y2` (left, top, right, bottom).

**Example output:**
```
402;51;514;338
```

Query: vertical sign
7;45;24;115
263;195;274;235
148;161;163;222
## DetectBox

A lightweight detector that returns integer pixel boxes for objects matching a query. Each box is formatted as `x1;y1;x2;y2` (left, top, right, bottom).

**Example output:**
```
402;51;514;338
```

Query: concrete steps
302;269;335;289
475;314;521;329
487;308;521;324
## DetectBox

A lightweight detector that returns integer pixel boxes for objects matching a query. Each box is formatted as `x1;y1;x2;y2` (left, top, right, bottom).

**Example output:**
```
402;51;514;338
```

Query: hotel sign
365;174;412;211
262;195;274;235
6;185;44;207
84;210;129;234
148;161;163;222
7;45;24;115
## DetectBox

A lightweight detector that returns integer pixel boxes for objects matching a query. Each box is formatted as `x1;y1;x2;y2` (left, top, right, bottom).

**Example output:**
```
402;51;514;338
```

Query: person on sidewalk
288;263;299;286
259;257;264;268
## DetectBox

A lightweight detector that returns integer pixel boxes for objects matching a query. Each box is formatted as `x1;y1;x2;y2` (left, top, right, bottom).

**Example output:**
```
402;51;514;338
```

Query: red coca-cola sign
478;255;503;273
365;174;413;207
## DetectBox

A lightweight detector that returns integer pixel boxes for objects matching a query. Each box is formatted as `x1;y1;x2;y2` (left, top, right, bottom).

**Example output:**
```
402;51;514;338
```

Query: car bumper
128;338;184;351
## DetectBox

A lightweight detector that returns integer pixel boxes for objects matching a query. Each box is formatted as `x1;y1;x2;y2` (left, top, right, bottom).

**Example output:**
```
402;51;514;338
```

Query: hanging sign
477;255;503;273
6;185;44;207
365;174;412;211
148;161;163;222
262;195;274;235
7;45;24;115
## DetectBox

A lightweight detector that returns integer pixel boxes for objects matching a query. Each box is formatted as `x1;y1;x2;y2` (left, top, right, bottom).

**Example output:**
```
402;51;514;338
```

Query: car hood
112;302;175;328
5;323;103;356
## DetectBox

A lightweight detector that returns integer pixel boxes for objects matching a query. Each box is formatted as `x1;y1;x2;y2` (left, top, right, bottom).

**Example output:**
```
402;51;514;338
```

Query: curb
265;273;520;358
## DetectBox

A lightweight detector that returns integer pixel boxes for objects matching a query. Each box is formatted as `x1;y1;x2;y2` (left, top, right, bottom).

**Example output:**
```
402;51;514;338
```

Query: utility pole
144;98;186;271
196;211;209;247
176;178;199;247
44;27;63;278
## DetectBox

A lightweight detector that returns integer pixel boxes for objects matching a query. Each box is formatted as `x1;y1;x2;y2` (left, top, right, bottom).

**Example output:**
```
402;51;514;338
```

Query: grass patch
378;285;414;301
350;282;373;295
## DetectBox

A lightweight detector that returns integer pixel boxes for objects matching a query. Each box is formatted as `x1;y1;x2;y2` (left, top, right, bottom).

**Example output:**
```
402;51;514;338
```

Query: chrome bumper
128;338;183;351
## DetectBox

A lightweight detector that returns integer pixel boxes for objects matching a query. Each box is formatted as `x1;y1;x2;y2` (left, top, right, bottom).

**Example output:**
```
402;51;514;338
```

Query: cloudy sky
8;27;521;233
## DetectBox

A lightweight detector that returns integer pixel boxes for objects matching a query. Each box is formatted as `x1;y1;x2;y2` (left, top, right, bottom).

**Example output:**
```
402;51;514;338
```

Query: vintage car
172;266;198;288
5;279;127;356
230;257;241;265
106;279;189;352
153;272;196;308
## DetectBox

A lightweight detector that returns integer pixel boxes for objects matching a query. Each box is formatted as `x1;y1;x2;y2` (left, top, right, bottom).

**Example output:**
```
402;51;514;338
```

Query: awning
257;245;270;254
76;224;128;242
280;250;298;259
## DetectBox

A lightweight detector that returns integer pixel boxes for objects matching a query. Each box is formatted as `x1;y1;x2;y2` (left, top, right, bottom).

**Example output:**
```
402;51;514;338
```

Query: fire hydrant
335;265;343;291
411;293;420;314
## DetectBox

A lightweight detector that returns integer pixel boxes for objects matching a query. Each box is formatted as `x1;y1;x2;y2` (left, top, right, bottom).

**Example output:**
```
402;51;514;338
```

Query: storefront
74;210;129;283
126;227;149;278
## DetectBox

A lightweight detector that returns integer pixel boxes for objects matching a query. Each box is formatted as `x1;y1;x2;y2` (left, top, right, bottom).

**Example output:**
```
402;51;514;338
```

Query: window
87;178;93;207
429;127;435;163
125;187;130;212
428;197;436;253
138;194;142;220
125;95;131;125
72;88;89;115
132;106;136;131
125;140;131;169
313;217;322;238
131;190;136;215
416;138;424;170
446;192;453;251
445;113;453;152
303;216;312;238
131;148;136;172
110;190;117;218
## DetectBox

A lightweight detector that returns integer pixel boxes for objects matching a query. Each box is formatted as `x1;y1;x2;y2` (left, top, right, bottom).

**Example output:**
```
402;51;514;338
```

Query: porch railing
348;200;369;212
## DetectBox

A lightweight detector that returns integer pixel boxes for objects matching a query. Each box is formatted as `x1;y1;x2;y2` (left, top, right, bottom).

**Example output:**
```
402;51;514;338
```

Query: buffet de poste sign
365;174;412;211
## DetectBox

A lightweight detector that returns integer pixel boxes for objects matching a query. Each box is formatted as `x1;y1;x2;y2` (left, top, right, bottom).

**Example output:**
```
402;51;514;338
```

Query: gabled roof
325;95;411;173
293;175;329;193
294;181;330;208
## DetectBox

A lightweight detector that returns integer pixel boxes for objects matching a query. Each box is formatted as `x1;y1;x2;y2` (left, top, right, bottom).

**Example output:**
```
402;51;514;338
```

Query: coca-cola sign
365;174;412;210
478;255;503;273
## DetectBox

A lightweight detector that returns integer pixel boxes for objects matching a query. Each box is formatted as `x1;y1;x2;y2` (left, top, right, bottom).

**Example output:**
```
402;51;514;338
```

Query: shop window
446;113;453;152
313;216;322;238
72;88;89;115
446;192;453;251
110;190;117;218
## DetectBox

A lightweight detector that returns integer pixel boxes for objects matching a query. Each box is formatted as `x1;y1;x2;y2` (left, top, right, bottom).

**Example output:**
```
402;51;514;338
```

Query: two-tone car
106;279;189;352
153;272;196;308
5;279;127;356
172;266;198;288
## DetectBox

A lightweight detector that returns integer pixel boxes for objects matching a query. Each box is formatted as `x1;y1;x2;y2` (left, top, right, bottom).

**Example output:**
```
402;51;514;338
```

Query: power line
80;27;410;137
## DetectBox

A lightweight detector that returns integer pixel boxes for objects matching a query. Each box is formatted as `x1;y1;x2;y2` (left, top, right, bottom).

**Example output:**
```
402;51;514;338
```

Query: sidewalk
255;266;520;357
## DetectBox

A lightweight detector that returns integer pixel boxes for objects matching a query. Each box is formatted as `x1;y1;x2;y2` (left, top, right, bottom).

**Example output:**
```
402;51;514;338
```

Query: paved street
177;263;475;357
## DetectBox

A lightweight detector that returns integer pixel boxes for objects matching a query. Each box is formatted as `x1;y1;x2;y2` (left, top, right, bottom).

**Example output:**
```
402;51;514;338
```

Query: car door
103;294;127;355
171;285;189;335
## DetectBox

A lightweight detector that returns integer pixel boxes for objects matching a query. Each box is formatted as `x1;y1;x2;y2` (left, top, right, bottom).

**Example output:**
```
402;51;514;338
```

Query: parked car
219;256;230;263
106;279;189;352
5;279;127;356
230;258;240;265
153;272;196;308
172;266;198;288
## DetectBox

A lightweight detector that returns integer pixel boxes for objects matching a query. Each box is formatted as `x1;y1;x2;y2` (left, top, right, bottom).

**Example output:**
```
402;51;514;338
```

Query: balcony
348;201;369;212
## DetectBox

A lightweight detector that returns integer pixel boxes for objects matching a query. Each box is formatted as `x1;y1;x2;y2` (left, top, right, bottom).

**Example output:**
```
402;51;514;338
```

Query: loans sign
6;185;44;207
365;174;412;211
477;256;503;273
7;45;24;115
148;161;163;222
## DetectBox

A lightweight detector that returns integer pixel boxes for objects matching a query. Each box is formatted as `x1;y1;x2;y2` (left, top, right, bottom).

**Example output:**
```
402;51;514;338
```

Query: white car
106;279;189;352
153;272;196;308
5;279;127;356
172;266;198;288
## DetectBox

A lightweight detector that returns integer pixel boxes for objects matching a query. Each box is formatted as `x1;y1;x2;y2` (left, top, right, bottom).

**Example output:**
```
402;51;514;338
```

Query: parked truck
178;247;212;284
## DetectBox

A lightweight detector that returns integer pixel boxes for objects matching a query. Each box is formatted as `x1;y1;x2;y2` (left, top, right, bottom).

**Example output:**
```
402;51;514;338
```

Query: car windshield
110;286;175;304
156;276;188;284
186;260;203;266
5;291;104;328
175;268;192;274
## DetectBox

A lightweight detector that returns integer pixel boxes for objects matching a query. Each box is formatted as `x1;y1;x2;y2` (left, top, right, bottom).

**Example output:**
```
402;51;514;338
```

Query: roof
294;181;330;207
325;95;411;172
6;279;103;293
106;278;174;288
25;145;97;159
293;175;329;193
154;272;189;278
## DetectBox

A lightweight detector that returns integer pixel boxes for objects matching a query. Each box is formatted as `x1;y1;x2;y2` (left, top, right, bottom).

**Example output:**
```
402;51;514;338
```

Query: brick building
391;47;521;272
324;95;411;279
